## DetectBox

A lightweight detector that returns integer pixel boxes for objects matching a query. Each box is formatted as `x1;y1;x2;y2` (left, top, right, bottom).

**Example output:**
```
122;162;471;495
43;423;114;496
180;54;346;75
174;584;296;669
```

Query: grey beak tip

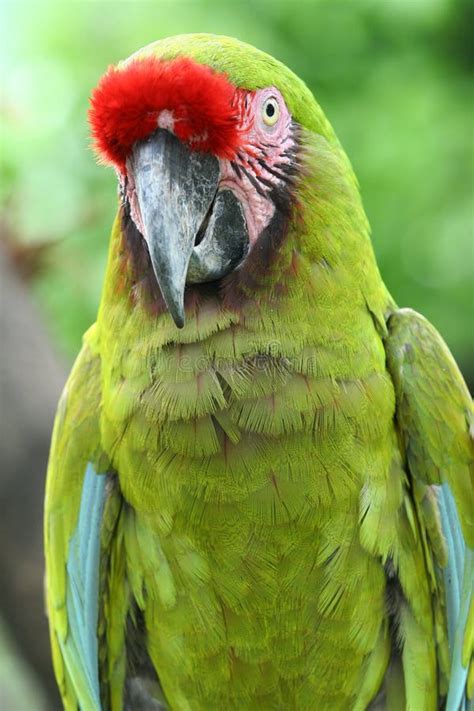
165;297;185;329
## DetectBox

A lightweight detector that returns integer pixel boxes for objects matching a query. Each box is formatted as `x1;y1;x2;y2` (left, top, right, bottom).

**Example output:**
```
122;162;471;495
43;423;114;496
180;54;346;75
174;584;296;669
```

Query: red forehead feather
88;56;243;173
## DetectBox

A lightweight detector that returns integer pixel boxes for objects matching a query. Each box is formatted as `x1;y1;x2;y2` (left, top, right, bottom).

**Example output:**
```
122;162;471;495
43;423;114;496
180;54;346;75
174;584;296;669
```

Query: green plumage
45;34;473;710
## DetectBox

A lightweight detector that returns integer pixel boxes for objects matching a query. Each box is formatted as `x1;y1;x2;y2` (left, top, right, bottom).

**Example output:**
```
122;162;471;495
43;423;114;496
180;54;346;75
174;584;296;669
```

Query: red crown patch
89;56;243;173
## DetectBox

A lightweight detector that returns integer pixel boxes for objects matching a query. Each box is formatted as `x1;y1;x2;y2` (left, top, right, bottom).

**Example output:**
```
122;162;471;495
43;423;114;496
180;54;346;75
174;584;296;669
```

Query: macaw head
89;34;354;327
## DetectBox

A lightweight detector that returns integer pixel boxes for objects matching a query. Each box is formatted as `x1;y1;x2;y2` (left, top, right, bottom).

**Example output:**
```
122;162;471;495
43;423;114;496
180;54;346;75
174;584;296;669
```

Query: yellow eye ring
262;97;280;126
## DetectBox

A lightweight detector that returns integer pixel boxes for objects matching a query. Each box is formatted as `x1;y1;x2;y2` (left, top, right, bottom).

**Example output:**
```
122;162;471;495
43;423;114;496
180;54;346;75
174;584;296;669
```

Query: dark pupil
266;102;275;118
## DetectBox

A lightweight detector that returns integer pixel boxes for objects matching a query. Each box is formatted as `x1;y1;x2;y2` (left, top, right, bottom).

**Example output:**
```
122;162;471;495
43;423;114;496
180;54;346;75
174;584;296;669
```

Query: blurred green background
0;0;472;708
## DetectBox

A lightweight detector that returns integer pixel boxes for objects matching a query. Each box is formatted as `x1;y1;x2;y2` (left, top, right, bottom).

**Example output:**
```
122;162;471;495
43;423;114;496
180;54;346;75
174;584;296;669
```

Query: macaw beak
129;129;248;328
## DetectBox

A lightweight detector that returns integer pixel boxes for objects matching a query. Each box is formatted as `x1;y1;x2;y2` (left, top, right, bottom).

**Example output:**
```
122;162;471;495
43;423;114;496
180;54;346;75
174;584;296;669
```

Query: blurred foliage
1;0;473;378
0;618;46;711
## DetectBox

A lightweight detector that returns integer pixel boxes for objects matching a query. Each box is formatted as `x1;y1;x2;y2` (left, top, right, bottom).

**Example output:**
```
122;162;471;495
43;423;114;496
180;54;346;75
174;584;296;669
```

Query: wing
385;308;474;710
45;325;125;710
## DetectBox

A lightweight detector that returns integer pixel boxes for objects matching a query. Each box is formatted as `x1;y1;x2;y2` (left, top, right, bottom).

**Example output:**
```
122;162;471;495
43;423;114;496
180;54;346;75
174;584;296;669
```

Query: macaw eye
262;97;280;127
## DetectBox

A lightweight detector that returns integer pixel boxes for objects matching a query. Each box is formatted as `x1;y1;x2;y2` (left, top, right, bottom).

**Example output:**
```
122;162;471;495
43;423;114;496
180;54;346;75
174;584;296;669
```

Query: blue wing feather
59;462;106;710
438;483;473;711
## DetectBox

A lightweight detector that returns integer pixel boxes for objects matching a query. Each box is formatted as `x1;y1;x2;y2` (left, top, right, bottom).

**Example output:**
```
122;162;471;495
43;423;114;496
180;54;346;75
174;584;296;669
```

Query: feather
437;483;473;711
59;463;106;710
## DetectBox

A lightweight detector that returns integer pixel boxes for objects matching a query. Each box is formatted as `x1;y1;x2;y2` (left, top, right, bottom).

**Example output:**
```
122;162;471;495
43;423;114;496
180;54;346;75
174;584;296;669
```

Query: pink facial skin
123;87;297;257
219;87;295;245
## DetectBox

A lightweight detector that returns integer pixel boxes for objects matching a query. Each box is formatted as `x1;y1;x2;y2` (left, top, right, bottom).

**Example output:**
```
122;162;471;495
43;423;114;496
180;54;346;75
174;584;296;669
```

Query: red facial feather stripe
88;56;243;172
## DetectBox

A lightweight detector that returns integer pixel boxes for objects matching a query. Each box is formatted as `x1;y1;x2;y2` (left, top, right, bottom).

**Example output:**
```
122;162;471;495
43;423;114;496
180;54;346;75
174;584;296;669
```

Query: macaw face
89;57;300;326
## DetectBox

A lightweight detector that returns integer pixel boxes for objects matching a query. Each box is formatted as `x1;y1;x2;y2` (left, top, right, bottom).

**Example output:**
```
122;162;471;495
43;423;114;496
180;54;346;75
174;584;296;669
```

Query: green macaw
44;34;473;711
